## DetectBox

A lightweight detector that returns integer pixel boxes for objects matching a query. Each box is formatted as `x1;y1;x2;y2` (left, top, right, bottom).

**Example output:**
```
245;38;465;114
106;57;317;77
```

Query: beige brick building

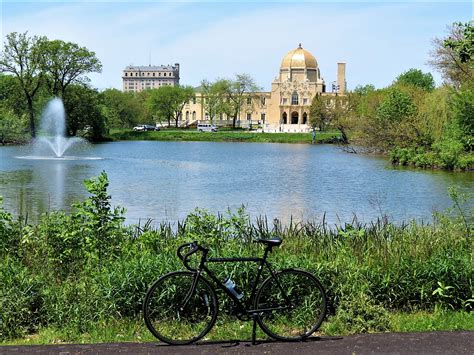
180;45;346;132
123;64;180;92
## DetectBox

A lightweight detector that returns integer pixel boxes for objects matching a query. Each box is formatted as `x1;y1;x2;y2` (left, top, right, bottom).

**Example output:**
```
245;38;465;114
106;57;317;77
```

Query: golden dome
280;44;317;69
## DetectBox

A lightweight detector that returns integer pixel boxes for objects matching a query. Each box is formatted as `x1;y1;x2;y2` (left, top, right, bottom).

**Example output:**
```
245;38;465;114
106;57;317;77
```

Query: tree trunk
27;96;36;138
338;126;348;144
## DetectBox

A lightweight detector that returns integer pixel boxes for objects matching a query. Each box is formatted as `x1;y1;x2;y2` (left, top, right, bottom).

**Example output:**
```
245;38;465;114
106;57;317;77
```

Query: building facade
179;45;346;133
122;64;180;92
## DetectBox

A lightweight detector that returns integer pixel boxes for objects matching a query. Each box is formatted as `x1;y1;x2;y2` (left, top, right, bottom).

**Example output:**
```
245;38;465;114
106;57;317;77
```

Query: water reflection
0;142;472;225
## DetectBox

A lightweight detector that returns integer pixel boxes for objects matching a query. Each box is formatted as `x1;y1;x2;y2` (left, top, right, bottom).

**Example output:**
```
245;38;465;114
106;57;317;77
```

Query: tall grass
0;173;472;341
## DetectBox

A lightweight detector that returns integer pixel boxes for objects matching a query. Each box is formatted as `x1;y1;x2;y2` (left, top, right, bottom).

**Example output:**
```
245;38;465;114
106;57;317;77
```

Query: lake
0;141;472;226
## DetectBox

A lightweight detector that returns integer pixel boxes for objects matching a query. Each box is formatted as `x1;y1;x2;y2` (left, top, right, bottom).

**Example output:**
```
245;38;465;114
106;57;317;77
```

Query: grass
107;128;341;144
1;174;472;345
2;311;472;345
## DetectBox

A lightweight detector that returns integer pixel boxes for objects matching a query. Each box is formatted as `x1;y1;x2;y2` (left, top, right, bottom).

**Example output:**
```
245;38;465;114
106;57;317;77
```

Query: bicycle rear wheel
254;269;327;341
143;271;218;345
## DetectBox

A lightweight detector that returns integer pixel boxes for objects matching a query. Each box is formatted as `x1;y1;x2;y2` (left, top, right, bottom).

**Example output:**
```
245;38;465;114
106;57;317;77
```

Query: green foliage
395;68;435;91
429;22;474;87
63;84;106;140
99;89;144;129
38;39;102;97
108;128;341;144
0;32;47;137
72;171;126;262
0;107;28;145
0;173;472;340
0;197;20;257
377;87;416;122
0;257;43;339
309;94;329;130
324;293;390;335
444;21;474;64
146;85;194;127
451;84;474;151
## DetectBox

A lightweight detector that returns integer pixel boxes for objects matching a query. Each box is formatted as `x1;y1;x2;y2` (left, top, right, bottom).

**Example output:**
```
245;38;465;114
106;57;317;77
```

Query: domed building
177;44;346;132
264;44;346;132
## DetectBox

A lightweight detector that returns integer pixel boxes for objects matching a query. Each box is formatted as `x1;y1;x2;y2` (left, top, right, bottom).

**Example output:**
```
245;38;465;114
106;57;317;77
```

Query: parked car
197;124;217;132
133;125;160;131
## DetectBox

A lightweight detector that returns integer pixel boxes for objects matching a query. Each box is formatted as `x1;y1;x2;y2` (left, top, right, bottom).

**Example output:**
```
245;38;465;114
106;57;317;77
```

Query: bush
0;257;43;339
0;173;472;340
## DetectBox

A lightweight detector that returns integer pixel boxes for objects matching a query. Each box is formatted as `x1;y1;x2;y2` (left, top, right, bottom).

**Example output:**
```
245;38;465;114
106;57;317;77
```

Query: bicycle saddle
256;237;282;247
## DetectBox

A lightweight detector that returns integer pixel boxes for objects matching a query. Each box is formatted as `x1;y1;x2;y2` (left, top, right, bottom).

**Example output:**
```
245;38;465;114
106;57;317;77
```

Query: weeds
0;172;472;341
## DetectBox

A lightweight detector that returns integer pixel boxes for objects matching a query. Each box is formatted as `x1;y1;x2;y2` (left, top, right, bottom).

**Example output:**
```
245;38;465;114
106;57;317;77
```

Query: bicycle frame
185;246;292;317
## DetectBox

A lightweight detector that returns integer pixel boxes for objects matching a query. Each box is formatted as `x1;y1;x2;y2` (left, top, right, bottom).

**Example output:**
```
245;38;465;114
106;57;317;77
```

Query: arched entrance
291;111;299;124
302;112;308;124
282;112;287;124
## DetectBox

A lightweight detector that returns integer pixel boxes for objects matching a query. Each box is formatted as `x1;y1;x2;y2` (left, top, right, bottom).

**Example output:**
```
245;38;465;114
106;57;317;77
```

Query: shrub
0;257;43;339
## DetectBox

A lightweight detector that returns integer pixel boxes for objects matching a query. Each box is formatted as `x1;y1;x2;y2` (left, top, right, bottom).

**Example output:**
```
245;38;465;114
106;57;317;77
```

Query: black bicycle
143;237;327;345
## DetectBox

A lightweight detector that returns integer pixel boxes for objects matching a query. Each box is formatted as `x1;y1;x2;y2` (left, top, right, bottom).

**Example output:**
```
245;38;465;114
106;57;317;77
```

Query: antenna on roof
148;50;151;66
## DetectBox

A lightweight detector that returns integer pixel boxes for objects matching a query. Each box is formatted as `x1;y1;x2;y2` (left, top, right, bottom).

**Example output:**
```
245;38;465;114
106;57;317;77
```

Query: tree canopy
147;85;195;127
0;32;46;137
39;39;102;97
395;69;435;91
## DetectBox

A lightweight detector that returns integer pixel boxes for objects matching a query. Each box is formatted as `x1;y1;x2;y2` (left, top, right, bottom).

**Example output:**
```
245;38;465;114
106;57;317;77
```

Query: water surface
0;141;472;225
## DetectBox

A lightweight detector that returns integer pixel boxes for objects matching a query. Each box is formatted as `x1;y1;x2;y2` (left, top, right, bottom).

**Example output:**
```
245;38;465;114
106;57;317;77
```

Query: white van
197;124;218;132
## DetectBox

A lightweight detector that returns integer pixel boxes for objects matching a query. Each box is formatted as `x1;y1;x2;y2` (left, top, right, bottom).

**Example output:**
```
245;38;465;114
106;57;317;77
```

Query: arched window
186;111;189;120
303;112;308;124
291;91;299;105
282;112;288;124
291;111;299;124
192;111;196;120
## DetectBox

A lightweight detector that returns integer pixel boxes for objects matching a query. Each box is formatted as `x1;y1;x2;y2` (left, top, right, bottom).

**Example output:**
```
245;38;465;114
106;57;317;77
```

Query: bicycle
142;237;327;345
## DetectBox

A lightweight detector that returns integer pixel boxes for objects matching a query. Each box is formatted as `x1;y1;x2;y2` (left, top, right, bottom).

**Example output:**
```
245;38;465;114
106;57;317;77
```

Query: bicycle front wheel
143;271;218;345
255;269;327;341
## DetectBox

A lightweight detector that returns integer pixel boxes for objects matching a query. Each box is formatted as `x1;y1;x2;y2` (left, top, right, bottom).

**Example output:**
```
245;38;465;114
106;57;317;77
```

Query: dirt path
1;331;472;354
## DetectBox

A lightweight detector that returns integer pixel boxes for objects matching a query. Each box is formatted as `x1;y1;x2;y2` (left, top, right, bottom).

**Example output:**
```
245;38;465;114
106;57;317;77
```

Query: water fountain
17;97;100;160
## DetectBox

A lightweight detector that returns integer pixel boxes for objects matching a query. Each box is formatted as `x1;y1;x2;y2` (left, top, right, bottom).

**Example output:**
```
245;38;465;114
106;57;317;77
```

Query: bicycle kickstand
251;313;257;345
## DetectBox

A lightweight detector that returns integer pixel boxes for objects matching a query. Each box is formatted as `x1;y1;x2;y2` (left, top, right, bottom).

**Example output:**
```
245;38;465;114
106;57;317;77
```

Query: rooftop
124;65;179;71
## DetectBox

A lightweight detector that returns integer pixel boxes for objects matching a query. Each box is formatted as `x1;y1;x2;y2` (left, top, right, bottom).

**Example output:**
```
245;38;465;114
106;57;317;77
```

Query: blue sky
1;1;472;91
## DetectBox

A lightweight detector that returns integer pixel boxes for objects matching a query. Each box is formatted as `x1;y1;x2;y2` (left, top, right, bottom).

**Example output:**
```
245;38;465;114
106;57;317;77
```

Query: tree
39;39;102;97
309;94;330;130
327;94;357;144
171;86;195;127
377;87;416;122
63;84;106;140
200;80;222;123
226;74;261;128
0;32;46;137
353;84;375;96
451;85;474;151
395;69;435;91
147;85;194;127
0;107;26;144
429;23;474;87
444;21;474;64
100;89;143;128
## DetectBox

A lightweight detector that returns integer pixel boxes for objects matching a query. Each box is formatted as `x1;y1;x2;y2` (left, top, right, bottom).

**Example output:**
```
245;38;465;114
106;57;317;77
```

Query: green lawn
107;128;341;144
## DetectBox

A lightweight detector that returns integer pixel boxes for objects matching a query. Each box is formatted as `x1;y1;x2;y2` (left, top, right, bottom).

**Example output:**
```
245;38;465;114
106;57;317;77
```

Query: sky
1;1;472;91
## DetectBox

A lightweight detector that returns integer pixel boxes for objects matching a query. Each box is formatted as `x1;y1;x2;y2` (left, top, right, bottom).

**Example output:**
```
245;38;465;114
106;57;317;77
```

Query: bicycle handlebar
177;241;208;271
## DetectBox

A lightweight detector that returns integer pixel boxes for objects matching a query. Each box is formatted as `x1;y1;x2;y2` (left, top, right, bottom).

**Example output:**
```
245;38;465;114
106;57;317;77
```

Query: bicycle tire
143;271;218;345
254;269;327;341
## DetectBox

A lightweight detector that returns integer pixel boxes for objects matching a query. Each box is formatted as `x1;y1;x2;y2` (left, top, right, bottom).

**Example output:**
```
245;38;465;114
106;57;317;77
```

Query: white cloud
2;1;471;90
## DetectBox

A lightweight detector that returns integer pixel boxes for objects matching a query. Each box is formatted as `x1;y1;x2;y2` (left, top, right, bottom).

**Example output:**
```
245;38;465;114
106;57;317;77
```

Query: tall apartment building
122;63;180;92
